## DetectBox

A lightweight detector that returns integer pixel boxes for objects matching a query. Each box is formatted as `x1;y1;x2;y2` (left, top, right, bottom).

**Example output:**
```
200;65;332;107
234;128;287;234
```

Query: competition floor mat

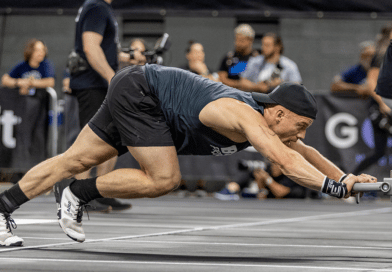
1;195;391;272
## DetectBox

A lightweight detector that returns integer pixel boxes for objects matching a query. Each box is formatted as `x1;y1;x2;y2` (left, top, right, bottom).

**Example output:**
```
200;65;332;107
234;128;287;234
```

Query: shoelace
2;213;17;234
75;202;91;222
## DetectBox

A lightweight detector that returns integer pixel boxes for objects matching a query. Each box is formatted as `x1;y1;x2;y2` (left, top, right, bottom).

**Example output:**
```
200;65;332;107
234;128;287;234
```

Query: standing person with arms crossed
68;0;145;212
0;64;377;246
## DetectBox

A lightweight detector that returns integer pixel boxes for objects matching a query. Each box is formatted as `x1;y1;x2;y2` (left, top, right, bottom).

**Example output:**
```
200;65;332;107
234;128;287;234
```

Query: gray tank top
144;64;264;156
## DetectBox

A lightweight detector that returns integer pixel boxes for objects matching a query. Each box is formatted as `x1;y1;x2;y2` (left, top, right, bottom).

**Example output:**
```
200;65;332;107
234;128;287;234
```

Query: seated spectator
1;39;55;95
218;24;259;88
119;38;147;70
214;162;307;201
179;40;220;82
239;33;301;93
330;41;375;97
253;164;307;199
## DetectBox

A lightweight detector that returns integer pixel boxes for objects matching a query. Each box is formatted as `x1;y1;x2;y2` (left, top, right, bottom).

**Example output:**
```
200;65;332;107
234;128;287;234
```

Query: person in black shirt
69;0;145;212
351;25;392;185
375;40;392;112
218;24;258;88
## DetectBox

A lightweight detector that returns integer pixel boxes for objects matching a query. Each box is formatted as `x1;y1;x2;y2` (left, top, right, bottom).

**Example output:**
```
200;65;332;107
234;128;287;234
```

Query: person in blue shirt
1;39;55;95
330;41;375;97
0;65;376;246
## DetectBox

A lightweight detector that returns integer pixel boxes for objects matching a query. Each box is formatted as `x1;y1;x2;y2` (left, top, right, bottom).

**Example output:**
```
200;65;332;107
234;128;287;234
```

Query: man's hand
342;173;377;198
253;168;270;181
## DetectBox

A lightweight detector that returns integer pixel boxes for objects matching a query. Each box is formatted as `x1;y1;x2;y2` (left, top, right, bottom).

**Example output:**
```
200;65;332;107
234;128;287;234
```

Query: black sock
0;184;30;214
69;177;103;203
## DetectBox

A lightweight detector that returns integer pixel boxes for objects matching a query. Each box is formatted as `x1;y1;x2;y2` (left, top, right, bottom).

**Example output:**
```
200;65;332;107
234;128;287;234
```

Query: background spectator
69;0;140;212
218;24;259;88
239;33;302;93
179;40;220;82
253;164;307;199
349;25;392;200
214;161;308;201
118;38;147;70
1;39;55;95
330;41;375;97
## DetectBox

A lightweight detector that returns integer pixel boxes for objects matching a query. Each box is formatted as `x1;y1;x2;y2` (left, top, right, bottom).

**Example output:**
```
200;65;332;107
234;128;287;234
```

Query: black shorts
73;87;107;128
89;65;174;156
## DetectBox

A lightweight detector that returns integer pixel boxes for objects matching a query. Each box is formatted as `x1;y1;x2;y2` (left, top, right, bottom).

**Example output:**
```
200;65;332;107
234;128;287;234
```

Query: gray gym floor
0;194;391;272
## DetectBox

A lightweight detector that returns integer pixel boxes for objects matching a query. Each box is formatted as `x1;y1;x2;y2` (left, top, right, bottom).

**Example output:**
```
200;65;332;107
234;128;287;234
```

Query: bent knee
149;172;182;198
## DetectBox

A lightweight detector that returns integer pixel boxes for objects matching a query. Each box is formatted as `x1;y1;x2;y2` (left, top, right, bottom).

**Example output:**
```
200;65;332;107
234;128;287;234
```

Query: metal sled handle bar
352;182;391;193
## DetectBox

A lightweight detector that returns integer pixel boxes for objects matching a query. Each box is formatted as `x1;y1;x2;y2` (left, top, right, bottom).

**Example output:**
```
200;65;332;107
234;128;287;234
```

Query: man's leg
70;145;181;200
94;157;132;211
74;157;121;213
56;144;180;242
0;125;118;246
19;126;118;198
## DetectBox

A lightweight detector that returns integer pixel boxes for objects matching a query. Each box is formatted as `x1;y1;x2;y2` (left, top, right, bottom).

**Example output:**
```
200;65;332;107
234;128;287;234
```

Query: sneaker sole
0;236;24;247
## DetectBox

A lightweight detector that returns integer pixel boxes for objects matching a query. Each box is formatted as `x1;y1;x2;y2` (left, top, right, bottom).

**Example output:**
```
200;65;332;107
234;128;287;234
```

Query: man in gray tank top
0;64;376;246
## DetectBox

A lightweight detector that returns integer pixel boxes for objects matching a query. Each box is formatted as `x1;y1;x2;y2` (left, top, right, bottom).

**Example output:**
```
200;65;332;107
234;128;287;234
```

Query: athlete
0;64;376;246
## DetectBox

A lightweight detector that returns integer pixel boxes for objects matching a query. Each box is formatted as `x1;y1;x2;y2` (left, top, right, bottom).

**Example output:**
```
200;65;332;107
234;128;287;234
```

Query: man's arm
367;67;391;114
238;77;270;93
218;71;240;88
199;98;376;195
290;140;344;181
82;31;115;84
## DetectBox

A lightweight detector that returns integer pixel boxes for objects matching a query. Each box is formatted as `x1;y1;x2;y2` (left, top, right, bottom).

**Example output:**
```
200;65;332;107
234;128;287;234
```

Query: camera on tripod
123;33;171;65
238;159;268;172
369;105;392;134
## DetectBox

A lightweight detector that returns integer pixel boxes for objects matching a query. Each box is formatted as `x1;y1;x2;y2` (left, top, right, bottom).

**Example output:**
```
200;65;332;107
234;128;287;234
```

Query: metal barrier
46;87;58;157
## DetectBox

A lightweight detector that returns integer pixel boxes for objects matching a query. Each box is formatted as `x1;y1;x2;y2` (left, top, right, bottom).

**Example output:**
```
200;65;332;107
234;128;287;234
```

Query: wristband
265;177;273;186
338;174;348;183
321;177;347;199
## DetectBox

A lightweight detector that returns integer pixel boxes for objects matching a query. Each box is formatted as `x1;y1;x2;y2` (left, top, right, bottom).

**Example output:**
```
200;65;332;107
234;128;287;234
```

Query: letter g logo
325;113;358;149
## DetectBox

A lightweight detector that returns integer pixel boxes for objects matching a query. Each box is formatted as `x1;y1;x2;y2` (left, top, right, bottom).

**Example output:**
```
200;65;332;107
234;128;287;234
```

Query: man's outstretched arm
290;140;345;181
199;98;376;196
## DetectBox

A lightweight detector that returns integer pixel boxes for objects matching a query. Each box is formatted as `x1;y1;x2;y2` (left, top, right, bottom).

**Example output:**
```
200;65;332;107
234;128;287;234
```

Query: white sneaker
0;213;24;246
54;180;85;242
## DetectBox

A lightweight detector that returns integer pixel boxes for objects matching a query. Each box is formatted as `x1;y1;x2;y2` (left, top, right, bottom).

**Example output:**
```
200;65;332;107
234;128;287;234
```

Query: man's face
261;36;278;59
272;110;313;146
187;43;205;63
235;34;253;54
